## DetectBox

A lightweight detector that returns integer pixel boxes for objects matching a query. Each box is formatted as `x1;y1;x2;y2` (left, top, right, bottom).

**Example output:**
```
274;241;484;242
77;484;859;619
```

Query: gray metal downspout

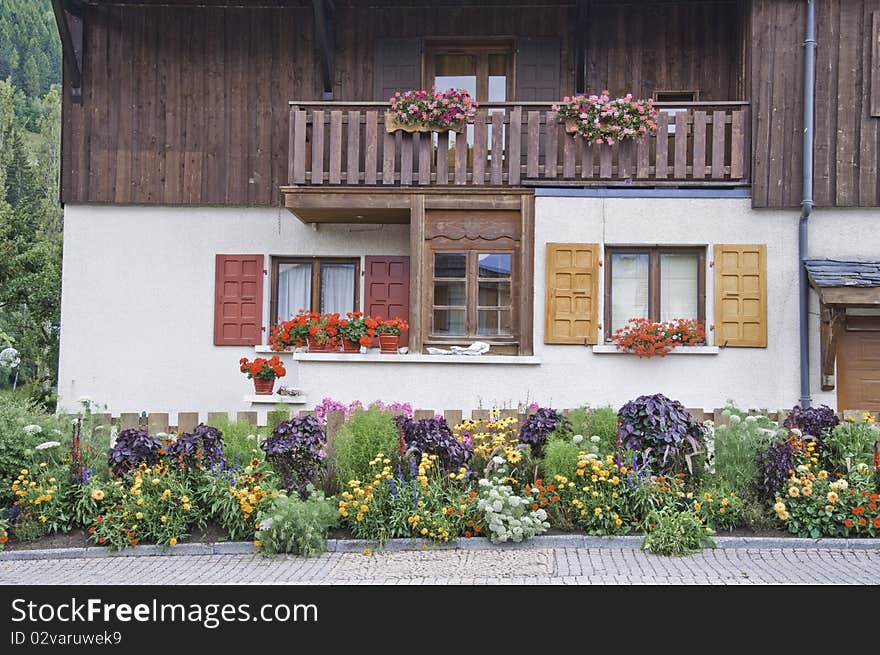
799;0;817;408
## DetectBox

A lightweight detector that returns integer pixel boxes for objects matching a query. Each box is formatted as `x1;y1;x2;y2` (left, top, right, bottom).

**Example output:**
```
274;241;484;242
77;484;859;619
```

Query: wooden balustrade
288;101;750;188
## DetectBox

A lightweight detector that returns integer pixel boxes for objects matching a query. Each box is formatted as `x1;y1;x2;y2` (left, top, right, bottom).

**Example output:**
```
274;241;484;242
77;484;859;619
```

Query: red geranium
611;318;705;358
239;355;286;380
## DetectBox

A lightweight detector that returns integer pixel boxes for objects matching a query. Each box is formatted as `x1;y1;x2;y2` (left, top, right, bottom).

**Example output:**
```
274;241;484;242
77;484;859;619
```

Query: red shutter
213;254;264;346
364;256;410;346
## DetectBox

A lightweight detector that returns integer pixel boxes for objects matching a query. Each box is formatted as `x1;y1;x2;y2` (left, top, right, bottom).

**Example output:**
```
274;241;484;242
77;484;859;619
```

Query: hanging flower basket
553;91;658;145
385;88;476;134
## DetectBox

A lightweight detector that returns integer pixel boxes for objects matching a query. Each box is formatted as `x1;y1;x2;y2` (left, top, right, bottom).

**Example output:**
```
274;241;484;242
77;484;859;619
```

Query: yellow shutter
545;243;599;344
713;244;767;347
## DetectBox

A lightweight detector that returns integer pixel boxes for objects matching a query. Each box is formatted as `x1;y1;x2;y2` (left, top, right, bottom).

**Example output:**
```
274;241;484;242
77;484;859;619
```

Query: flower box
385;88;476;135
384;112;465;134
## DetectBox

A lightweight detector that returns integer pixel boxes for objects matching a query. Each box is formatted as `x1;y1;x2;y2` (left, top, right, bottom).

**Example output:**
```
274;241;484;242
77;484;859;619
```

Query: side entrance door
838;316;880;411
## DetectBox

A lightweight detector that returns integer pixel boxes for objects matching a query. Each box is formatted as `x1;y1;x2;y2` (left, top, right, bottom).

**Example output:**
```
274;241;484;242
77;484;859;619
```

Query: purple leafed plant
107;429;162;478
519;407;569;456
758;438;794;502
617;394;705;476
166;423;225;469
782;404;839;442
260;415;326;496
396;415;472;473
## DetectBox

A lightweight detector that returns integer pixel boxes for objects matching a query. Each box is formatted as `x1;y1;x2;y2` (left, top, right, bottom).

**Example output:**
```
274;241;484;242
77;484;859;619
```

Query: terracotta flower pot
307;335;331;352
341;338;361;353
378;334;400;354
253;377;275;395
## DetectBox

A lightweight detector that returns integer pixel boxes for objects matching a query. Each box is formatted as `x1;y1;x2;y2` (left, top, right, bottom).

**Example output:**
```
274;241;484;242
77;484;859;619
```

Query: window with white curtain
272;257;359;324
605;247;705;340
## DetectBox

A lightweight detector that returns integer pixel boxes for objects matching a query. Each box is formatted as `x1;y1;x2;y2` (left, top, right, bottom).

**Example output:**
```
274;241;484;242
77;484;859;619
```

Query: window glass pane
434;281;466;307
434;252;467;278
660;254;699;321
478;253;511;278
478;281;511;307
488;53;508;102
478;309;511;336
433;309;466;336
276;263;312;321
611;253;649;332
320;263;356;315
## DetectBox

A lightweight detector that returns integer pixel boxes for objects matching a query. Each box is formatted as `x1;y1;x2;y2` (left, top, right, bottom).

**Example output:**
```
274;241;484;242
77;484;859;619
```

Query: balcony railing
287;101;750;188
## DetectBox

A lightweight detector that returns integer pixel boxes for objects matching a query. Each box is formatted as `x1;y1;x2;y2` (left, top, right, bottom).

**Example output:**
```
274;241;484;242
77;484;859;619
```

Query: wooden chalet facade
53;0;880;417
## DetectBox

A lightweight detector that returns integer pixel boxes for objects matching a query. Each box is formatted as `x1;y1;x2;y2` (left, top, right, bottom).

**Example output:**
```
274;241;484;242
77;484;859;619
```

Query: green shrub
641;505;715;556
206;416;268;467
584;406;619;446
823;417;879;473
332;407;400;484
255;488;338;556
713;406;783;500
694;483;745;532
541;436;580;481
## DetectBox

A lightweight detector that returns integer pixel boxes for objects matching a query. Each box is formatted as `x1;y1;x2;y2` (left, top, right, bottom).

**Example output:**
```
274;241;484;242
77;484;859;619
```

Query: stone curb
2;533;879;561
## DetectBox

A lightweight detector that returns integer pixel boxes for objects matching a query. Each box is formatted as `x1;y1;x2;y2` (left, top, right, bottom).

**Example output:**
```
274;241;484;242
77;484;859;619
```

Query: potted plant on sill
385;88;477;134
337;312;377;353
375;317;409;354
269;309;312;352
611;318;706;358
305;312;341;352
552;91;657;145
240;355;286;395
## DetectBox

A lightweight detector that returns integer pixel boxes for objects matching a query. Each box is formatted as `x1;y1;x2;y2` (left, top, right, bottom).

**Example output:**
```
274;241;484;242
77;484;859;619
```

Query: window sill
591;345;720;355
293;352;541;365
244;393;309;405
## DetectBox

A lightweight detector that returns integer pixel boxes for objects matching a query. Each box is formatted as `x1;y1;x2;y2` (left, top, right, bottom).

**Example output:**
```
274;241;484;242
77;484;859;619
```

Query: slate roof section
804;259;880;288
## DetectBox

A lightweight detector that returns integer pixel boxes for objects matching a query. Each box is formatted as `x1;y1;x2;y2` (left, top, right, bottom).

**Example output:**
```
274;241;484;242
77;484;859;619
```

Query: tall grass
332;407;400;485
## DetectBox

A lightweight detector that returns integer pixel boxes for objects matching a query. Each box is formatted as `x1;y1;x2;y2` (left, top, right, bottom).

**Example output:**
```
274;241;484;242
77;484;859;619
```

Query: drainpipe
799;0;817;408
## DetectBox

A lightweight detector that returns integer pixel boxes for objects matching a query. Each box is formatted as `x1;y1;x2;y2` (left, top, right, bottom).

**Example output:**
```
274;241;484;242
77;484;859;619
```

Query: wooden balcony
287;101;750;190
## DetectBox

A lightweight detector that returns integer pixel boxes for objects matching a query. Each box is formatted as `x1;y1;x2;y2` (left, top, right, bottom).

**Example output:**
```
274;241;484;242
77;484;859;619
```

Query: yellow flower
363;548;371;556
90;489;105;501
160;515;167;523
253;540;262;548
169;538;177;546
183;503;191;511
788;487;799;498
135;512;143;520
802;486;812;496
779;510;790;520
594;507;602;516
20;469;28;475
151;478;160;485
827;491;838;503
773;501;786;513
824;504;834;513
818;470;828;480
721;498;730;506
39;515;47;523
136;498;144;506
39;462;46;468
181;496;190;503
694;502;702;511
420;528;428;535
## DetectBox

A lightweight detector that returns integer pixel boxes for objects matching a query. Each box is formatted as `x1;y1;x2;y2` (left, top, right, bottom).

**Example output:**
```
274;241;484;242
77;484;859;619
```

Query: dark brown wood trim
409;193;426;354
269;256;360;325
603;246;707;341
519;194;535;355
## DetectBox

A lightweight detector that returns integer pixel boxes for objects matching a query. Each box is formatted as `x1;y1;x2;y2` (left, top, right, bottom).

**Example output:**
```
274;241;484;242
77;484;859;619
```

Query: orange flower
869;503;877;511
871;493;879;502
464;531;472;538
858;517;867;527
551;495;560;502
853;506;865;516
531;503;539;510
873;518;880;529
844;519;854;528
0;535;8;544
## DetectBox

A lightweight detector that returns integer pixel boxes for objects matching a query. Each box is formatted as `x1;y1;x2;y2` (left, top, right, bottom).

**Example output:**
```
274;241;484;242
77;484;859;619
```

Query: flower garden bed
0;393;878;559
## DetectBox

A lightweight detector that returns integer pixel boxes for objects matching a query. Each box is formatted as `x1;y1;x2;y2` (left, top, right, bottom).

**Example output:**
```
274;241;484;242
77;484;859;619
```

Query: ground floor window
604;246;705;340
271;257;359;324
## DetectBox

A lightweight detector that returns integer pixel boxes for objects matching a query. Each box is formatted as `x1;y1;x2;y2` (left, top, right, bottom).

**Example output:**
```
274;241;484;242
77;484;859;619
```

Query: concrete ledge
295;353;542;364
592;345;720;355
2;533;879;561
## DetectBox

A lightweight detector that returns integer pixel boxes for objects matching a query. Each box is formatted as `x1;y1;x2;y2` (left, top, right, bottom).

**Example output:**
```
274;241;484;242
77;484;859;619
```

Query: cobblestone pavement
2;543;879;584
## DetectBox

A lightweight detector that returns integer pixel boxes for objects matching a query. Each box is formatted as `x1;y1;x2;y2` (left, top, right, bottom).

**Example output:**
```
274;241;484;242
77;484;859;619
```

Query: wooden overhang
805;259;880;391
280;187;531;224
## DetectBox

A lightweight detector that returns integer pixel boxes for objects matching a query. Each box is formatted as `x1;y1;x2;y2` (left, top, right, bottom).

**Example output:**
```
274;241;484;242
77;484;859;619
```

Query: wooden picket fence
65;407;879;444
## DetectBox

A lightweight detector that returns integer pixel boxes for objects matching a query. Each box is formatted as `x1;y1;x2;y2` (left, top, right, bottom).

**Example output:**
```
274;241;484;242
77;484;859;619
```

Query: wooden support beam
820;304;845;391
574;0;590;94
818;286;880;306
312;0;335;100
51;0;84;103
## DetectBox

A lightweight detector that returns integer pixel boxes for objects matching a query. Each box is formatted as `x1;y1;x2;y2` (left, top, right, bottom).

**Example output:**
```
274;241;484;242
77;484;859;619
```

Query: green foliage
0;0;61;100
694;483;745;532
823;418;880;473
641;505;715;557
255;487;338;556
540;435;580;481
205;416;268;468
584;406;619;445
713;406;783;501
332;407;400;485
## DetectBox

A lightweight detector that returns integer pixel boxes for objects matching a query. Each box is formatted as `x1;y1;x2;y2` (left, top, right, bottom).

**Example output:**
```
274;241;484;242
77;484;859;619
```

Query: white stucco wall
57;200;878;422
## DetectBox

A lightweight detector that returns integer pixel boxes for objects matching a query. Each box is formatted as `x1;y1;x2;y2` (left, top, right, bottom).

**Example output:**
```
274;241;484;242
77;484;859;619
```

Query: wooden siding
587;0;745;101
62;4;317;205
751;0;880;209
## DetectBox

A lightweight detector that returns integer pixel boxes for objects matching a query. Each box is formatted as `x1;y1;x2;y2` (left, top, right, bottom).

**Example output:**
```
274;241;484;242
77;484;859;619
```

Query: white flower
590;435;601;443
745;415;758;423
572;434;584;444
796;464;809;473
22;424;43;435
491;456;505;465
0;347;20;369
585;453;598;460
478;478;490;487
728;414;742;425
246;434;256;441
790;428;803;437
535;509;547;521
34;441;61;451
530;487;539;494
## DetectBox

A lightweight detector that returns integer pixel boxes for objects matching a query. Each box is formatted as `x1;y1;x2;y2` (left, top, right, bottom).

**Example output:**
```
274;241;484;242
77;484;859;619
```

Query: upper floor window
271;257;359;324
426;41;513;103
605;247;705;340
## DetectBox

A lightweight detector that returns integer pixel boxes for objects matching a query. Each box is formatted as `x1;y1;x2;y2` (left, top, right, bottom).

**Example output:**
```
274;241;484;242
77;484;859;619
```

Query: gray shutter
515;37;561;101
373;38;422;102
